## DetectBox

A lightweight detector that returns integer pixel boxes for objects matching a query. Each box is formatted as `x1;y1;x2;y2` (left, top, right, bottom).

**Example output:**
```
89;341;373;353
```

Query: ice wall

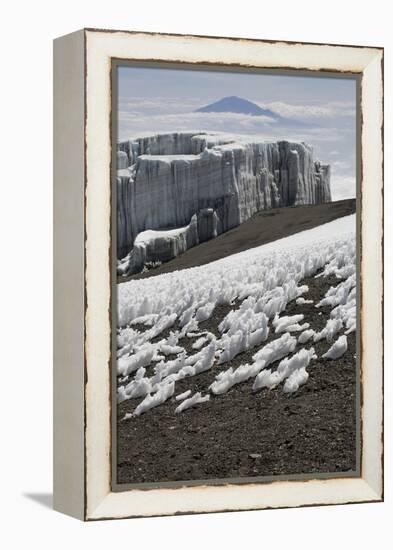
116;132;331;267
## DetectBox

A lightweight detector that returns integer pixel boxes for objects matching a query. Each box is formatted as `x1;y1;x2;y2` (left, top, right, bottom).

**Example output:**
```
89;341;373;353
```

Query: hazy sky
117;65;357;200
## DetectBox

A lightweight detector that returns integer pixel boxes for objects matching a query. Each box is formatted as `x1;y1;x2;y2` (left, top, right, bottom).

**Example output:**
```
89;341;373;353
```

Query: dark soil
120;199;355;282
117;271;358;485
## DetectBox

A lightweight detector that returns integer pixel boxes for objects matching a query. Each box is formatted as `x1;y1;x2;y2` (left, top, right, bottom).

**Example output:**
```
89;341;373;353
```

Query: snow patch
314;318;343;343
298;329;315;344
253;347;316;392
273;313;304;333
296;297;314;305
126;381;175;417
322;335;348;360
175;389;192;402
175;392;210;413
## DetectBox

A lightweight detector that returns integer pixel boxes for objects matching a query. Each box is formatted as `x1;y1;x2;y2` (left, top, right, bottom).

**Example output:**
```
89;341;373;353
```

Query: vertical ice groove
117;133;331;273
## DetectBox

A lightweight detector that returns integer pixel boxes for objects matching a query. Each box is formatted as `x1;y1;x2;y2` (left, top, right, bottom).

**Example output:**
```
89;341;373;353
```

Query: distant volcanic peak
195;96;281;118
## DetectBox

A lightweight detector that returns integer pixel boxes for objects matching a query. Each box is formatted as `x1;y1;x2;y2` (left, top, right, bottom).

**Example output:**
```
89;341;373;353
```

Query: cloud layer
258;101;356;121
330;176;356;201
117;94;357;202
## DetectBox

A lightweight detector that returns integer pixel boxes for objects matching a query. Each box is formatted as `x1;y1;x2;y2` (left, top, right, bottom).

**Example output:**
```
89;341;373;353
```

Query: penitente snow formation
117;132;331;275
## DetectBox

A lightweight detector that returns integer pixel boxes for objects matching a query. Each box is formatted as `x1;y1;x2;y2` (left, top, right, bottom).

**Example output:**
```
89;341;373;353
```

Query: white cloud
118;111;278;140
118;96;202;115
119;96;356;122
332;160;352;172
330;175;356;201
118;110;353;143
257;101;356;120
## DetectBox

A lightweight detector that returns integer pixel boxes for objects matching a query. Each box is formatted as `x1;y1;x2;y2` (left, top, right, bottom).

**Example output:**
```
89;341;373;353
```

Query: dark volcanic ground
120;198;356;283
117;271;358;485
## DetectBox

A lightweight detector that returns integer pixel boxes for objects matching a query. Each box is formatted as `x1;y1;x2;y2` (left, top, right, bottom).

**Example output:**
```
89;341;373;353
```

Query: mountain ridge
195;96;280;118
195;96;312;128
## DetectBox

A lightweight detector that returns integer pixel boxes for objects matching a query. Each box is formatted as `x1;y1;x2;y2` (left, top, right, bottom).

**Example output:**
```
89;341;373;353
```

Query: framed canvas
53;28;384;521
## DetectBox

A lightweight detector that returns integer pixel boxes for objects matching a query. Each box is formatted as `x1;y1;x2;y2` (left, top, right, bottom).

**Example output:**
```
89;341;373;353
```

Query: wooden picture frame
53;28;383;521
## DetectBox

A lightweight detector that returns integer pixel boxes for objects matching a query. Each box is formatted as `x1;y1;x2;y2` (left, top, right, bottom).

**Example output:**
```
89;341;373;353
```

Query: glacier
117;132;331;274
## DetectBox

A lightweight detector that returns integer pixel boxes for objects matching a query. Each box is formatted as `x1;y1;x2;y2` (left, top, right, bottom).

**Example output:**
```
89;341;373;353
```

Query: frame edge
53;28;86;521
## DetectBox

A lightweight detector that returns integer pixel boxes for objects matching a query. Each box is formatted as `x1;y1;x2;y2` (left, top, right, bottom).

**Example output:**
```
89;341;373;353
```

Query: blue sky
117;65;357;200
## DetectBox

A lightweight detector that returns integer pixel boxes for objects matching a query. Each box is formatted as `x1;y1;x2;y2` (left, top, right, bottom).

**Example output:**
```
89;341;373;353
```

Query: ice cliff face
117;132;331;273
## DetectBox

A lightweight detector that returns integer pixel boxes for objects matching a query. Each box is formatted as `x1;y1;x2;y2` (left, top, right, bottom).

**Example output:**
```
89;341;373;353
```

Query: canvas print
114;64;359;486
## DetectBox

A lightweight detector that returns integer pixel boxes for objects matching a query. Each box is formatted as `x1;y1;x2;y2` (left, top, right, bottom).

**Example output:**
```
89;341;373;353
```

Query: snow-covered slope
117;214;356;416
117;132;331;267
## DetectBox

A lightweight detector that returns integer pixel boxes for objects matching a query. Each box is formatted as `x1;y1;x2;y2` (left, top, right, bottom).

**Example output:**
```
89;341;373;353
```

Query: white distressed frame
80;29;383;520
